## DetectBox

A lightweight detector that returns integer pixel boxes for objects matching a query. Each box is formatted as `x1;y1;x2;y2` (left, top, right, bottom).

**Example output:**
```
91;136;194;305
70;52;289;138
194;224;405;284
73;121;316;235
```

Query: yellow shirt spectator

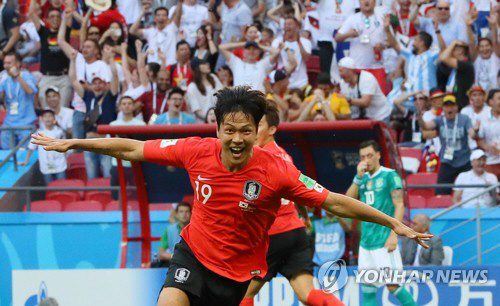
306;93;351;117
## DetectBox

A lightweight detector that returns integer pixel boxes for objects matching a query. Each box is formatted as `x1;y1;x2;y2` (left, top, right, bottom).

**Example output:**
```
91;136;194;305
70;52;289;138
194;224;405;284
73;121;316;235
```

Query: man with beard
136;69;172;122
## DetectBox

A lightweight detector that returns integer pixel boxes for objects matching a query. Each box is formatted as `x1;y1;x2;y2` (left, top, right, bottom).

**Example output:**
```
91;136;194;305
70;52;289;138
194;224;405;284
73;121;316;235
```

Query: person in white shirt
477;89;500;179
211;0;253;44
337;57;391;122
22;109;67;184
470;37;499;92
453;149;499;208
220;40;280;92
186;58;223;122
335;0;389;93
168;0;209;47
43;86;74;138
130;1;183;66
461;85;491;149
271;17;312;89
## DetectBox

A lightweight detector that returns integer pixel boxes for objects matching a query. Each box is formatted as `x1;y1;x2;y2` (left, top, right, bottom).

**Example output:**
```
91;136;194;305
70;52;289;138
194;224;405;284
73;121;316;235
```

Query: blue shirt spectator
152;87;196;125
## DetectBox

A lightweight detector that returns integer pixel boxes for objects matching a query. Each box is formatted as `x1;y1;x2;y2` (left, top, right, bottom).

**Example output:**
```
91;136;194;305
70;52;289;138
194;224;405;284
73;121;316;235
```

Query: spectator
116;0;143;25
168;0;209;48
311;212;351;266
17;3;41;65
42;86;74;138
233;24;261;60
205;107;216;124
79;10;101;47
428;0;468;48
0;0;21;71
69;50;119;179
220;40;279;92
130;3;182;66
439;40;475;109
39;0;65;19
472;0;496;37
158;202;192;266
394;91;429;148
401;214;444;266
461;85;491;149
153;87;196;124
30;2;72;108
0;52;37;149
266;0;299;40
136;69;171;123
109;96;145;199
338;57;391;122
22;109;67;184
186;58;223;122
469;35;499;92
296;88;336;122
265;69;290;120
272;17;312;89
305;73;351;120
453;149;500;208
169;40;192;90
211;0;252;44
216;65;234;88
120;41;149;105
88;0;126;33
285;88;307;122
477;89;500;179
335;0;388;94
419;94;473;195
98;21;126;48
260;27;274;47
193;24;219;71
422;88;445;153
316;0;358;72
385;27;440;93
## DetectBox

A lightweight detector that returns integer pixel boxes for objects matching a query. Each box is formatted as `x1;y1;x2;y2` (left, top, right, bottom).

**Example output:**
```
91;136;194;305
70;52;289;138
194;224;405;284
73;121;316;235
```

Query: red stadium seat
46;192;79;206
47;179;85;199
427;195;452;208
30;200;63;212
67;153;85;167
105;200;120;211
65;200;103;211
66;165;88;182
85;191;113;206
408;195;426;209
86;177;111;187
399;147;422;160
149;203;174;210
406;173;437;199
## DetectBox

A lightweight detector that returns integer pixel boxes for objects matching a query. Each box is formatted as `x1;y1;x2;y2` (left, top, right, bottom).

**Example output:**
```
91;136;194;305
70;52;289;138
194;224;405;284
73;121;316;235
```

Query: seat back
47;179;85;199
406;173;438;199
399;147;422;160
66;165;88;182
408;195;426;209
85;191;113;206
30;200;63;212
46;192;79;205
86;177;111;187
64;200;103;212
443;246;453;266
427;195;452;208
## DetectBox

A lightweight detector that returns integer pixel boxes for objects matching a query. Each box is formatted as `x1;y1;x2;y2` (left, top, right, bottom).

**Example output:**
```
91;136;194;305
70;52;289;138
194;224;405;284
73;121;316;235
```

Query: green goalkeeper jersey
353;166;403;250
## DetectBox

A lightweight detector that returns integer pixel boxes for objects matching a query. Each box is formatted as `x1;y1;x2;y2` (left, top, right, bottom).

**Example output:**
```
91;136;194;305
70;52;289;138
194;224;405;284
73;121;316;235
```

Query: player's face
218;112;257;168
176;206;191;224
359;146;380;172
256;115;276;147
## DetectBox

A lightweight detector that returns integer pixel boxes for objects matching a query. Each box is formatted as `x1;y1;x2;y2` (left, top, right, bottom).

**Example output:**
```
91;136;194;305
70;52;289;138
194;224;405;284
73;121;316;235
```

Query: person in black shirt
28;1;72;108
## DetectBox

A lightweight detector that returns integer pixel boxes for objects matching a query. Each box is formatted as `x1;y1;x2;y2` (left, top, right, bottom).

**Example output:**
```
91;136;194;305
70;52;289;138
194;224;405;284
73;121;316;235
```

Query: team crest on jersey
174;268;190;283
367;180;372;190
243;180;262;201
375;178;384;189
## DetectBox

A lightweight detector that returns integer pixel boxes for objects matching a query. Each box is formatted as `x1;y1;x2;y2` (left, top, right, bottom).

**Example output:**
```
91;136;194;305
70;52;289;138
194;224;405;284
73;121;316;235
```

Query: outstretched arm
31;133;146;161
321;192;431;248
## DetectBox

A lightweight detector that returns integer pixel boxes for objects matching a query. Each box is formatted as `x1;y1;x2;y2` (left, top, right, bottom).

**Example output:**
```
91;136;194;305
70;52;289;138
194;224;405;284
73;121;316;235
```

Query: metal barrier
408;182;500;265
0;126;35;171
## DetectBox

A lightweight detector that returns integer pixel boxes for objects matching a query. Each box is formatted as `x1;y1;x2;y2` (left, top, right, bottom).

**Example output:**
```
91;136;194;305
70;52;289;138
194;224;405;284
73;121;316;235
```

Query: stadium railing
0;125;36;171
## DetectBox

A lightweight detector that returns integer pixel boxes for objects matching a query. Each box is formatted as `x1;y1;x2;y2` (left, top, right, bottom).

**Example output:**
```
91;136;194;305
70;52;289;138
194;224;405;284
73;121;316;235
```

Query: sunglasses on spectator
437;7;450;11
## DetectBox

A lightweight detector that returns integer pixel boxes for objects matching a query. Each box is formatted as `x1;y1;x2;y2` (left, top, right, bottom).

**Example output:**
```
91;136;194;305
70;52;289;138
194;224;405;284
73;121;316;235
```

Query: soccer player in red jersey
240;102;343;306
32;86;431;306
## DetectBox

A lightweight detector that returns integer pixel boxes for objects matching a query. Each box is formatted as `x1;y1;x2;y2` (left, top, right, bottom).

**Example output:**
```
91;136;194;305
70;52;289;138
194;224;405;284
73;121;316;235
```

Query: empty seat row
29;200;174;212
408;195;453;209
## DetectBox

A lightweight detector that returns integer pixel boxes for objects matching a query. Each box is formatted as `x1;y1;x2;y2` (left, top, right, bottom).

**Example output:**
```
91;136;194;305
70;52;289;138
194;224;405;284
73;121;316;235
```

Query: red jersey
143;137;329;281
169;63;193;89
136;90;168;122
263;141;306;236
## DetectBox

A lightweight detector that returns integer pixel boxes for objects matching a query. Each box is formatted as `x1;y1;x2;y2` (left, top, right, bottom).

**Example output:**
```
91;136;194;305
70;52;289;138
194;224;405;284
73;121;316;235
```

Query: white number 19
195;181;212;204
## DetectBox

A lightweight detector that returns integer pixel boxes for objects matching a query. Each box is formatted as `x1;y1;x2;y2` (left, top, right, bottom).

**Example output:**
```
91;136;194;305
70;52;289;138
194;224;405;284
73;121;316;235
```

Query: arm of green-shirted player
320;192;432;248
385;189;404;252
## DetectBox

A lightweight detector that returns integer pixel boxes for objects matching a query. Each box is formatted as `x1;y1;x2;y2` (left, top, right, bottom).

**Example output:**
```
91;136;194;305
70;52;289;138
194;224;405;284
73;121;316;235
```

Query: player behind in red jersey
240;101;343;306
31;86;432;306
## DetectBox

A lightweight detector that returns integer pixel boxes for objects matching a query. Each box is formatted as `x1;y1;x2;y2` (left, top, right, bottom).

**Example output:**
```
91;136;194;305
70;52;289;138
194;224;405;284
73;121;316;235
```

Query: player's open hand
31;132;72;153
392;220;432;248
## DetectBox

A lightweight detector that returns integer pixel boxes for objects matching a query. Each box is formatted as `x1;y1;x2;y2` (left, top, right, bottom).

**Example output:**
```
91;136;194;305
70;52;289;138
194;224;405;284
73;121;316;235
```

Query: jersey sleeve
279;161;329;208
388;171;403;192
143;138;192;168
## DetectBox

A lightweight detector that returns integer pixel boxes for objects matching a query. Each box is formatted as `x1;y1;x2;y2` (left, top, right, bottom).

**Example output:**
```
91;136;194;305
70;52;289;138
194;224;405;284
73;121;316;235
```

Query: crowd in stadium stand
0;0;499;204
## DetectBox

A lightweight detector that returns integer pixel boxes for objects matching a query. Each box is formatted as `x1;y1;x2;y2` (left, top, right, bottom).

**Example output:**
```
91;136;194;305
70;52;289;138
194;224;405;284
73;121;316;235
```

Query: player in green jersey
346;140;416;306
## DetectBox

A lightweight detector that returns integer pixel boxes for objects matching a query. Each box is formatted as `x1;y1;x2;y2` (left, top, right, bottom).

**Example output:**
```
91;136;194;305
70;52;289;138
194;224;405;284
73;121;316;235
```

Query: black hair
317;72;332;85
119;95;135;103
217;65;234;87
205;107;216;123
175;202;192;213
419;31;433;50
359;140;380;152
47;7;62;15
262;27;274;38
168;87;185;100
264;100;280;128
487;89;500;102
214;86;267;129
154;6;168;16
176;40;190;51
4;51;22;63
147;62;161;78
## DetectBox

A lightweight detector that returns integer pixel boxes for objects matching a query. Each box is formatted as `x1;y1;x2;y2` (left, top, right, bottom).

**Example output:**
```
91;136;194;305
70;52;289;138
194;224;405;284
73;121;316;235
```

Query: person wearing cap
220;40;280;92
477;89;500;179
21;109;67;184
335;0;389;94
422;88;446;154
28;0;72;109
264;69;289;120
337;56;391;122
453;149;499;208
0;52;37;149
271;16;312;89
438;40;475;109
419;94;474;195
43;86;74;138
303;72;351;120
186;57;223;122
461;85;491;149
153;87;196;125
